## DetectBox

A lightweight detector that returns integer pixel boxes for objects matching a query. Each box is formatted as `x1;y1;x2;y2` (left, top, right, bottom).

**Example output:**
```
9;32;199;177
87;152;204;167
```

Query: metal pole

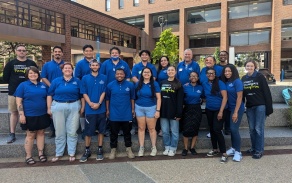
96;35;100;63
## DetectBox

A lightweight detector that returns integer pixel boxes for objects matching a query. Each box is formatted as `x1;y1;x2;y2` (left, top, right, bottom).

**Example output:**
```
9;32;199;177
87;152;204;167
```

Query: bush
286;105;292;128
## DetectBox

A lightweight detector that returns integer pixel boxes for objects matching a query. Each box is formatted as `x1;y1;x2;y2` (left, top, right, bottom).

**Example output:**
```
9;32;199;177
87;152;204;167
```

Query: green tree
152;28;179;65
213;47;220;63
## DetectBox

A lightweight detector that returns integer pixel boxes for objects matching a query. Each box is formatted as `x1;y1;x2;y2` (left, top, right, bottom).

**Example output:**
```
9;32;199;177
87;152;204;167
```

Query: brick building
76;0;292;80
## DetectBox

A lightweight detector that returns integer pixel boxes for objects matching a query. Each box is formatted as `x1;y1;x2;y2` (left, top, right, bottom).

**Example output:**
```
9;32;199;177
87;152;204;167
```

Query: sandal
69;156;75;162
25;157;36;165
39;155;47;162
51;156;61;163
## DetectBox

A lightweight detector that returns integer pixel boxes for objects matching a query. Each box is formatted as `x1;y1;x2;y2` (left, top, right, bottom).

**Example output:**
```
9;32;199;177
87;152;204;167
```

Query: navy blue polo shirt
226;78;244;111
135;81;161;107
48;77;81;101
81;73;107;114
132;62;157;81
157;68;168;84
74;58;91;79
183;84;203;105
177;60;200;85
14;81;48;116
41;60;64;83
106;80;135;121
99;59;131;83
202;80;227;111
200;65;223;84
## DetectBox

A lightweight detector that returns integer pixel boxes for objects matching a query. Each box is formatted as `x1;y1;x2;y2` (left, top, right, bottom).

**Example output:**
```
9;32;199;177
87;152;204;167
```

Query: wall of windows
229;0;271;19
106;0;110;11
189;33;220;48
187;6;221;24
282;19;292;40
153;11;179;28
121;16;144;29
71;17;137;49
230;29;270;46
0;0;65;34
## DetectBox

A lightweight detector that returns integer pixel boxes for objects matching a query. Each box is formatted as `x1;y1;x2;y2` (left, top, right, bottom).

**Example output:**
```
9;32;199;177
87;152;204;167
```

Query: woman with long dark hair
157;56;170;84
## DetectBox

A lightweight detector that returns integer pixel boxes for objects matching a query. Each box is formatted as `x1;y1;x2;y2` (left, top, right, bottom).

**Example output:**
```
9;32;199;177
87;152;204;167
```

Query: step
0;127;291;158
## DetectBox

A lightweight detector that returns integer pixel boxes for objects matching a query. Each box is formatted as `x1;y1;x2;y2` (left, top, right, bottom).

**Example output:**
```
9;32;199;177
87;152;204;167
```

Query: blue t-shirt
183;84;203;105
200;65;223;84
81;73;107;114
74;58;91;79
99;59;131;83
135;81;161;107
106;80;135;121
157;68;168;84
48;77;82;101
202;80;227;111
132;62;157;81
40;60;64;83
226;78;244;111
14;81;48;116
177;60;200;85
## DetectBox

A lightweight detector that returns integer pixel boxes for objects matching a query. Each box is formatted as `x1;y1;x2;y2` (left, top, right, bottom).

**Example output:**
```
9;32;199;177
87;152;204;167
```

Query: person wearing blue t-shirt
221;65;244;162
181;71;203;156
176;49;200;85
135;67;161;157
106;68;136;160
202;68;228;163
74;45;94;79
47;63;85;162
79;59;107;162
132;50;157;83
200;56;223;84
41;46;65;138
14;66;51;165
99;47;131;83
157;56;170;84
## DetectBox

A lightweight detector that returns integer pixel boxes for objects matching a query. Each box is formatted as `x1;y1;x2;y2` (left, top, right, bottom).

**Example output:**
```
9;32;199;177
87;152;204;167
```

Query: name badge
138;71;142;74
179;68;183;72
113;68;115;71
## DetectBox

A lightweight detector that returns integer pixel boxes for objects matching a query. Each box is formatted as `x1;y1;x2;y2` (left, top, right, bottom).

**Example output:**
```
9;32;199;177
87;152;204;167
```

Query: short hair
244;60;258;70
25;66;40;82
184;48;193;54
206;55;216;63
83;44;94;51
53;46;63;52
89;59;99;65
115;68;125;74
220;51;229;55
60;62;74;70
15;44;25;50
139;50;151;57
110;47;121;54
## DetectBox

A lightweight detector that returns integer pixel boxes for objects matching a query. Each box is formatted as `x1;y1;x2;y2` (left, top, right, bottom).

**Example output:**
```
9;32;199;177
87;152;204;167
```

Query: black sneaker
220;155;228;163
246;148;255;155
6;133;16;144
190;148;198;155
96;148;104;160
181;149;188;156
79;149;91;162
207;150;219;157
252;152;263;159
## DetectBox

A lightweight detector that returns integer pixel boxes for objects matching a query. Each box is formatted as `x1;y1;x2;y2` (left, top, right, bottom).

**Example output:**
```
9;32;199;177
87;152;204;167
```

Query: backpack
282;88;292;106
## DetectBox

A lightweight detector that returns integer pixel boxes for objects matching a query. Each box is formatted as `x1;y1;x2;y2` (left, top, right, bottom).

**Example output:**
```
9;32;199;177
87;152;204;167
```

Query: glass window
205;7;221;22
189;33;220;48
119;0;124;9
230;32;249;46
187;6;220;24
153;11;179;27
284;0;292;5
249;30;270;45
105;0;110;11
187;9;205;23
149;0;155;3
229;2;249;19
122;16;145;28
249;1;271;17
133;0;139;6
229;1;271;19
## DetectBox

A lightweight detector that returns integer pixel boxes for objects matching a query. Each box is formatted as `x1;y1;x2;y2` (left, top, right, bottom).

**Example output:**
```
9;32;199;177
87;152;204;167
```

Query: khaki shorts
8;95;17;112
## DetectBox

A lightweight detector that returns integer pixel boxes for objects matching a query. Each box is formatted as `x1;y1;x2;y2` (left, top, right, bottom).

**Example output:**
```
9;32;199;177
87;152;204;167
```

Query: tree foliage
152;28;179;65
213;47;220;63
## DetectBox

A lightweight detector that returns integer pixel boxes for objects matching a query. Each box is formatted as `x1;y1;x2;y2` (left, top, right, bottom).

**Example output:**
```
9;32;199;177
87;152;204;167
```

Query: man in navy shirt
41;46;65;138
80;59;107;162
74;45;94;79
177;49;200;85
106;68;135;159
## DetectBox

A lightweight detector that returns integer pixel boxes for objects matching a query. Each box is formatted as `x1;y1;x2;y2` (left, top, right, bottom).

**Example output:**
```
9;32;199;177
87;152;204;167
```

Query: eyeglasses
207;72;215;76
190;76;198;78
17;50;26;52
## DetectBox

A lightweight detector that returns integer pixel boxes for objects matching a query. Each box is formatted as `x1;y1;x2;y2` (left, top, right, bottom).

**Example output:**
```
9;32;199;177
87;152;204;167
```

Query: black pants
205;108;227;153
110;121;132;148
224;110;231;131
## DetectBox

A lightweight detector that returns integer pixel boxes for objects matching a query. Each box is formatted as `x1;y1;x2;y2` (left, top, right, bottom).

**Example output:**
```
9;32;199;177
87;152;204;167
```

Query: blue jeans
51;100;81;156
229;108;244;152
160;118;179;151
246;105;266;153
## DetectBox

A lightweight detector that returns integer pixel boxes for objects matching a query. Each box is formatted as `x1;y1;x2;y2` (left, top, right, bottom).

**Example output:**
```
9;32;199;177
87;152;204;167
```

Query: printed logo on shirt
179;68;183;72
161;84;175;93
196;90;201;93
41;85;46;89
125;87;130;91
138;70;142;74
188;68;193;71
99;80;105;84
163;70;167;73
243;80;259;90
121;66;125;69
228;83;234;87
73;81;77;85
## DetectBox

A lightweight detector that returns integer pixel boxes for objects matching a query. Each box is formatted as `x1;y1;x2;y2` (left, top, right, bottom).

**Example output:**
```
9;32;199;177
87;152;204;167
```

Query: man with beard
80;59;107;162
3;44;37;143
74;45;94;79
106;68;135;159
41;46;65;138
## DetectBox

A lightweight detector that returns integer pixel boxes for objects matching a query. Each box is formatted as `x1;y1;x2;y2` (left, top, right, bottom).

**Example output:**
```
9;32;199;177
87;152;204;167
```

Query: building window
284;0;292;5
133;0;139;7
187;6;221;24
230;30;270;46
189;33;220;48
153;11;179;28
282;19;292;40
229;0;271;19
149;0;155;3
106;0;110;11
121;16;145;28
119;0;124;9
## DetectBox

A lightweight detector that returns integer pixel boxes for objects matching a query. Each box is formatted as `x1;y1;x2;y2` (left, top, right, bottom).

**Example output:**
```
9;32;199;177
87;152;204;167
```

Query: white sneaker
168;150;176;156
206;133;211;138
226;147;235;156
150;146;157;156
163;149;169;156
233;151;242;162
138;147;144;157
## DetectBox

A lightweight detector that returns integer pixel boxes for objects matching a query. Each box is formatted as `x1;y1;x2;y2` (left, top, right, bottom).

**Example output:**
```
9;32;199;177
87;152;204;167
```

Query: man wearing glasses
3;44;37;143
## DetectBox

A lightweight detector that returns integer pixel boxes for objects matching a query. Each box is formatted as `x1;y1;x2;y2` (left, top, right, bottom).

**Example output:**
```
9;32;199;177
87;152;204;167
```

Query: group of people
3;44;273;165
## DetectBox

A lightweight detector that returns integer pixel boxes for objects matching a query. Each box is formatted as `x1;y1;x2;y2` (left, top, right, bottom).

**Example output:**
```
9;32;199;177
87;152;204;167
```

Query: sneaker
206;133;211;138
207;150;219;157
158;130;163;137
130;129;136;135
6;133;16;144
181;149;188;156
226;147;235;156
190;148;198;155
126;147;135;159
108;148;116;160
163;149;169;156
246;148;255;155
168;150;176;157
252;152;263;159
96;148;104;160
118;130;124;136
233;151;242;162
220;155;228;163
138;147;144;157
79;149;91;162
150;146;157;156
